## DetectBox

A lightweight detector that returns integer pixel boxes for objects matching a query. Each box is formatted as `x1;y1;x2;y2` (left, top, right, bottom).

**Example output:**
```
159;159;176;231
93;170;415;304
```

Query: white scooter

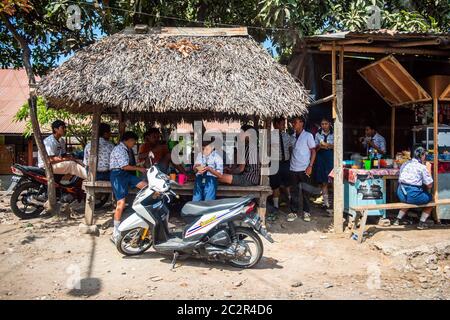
116;166;273;268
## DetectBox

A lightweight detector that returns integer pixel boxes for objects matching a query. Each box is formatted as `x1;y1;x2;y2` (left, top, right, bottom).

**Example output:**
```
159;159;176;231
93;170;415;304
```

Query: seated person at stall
110;131;148;244
219;125;260;186
193;141;223;201
360;123;386;155
83;123;115;181
138;128;185;174
38;120;87;180
394;147;433;230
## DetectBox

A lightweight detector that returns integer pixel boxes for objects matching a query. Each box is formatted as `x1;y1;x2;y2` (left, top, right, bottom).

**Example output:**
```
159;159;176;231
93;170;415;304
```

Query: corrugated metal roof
308;29;450;40
0;69;35;134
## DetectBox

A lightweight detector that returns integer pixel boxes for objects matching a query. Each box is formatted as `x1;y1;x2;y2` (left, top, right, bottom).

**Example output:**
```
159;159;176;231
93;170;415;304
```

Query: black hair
121;131;138;142
272;117;285;125
144;128;160;138
290;115;306;123
241;124;256;132
99;123;111;137
51;120;66;133
366;123;377;131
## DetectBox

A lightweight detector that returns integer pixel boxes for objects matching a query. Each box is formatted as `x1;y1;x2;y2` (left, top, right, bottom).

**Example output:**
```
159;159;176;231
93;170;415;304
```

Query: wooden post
27;138;33;166
334;80;344;233
432;95;440;223
118;108;126;137
331;42;337;118
258;117;271;226
391;107;396;157
84;110;102;225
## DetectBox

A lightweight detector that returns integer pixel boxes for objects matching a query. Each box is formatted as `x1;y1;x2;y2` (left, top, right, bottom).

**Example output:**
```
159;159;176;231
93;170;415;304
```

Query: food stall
354;58;450;220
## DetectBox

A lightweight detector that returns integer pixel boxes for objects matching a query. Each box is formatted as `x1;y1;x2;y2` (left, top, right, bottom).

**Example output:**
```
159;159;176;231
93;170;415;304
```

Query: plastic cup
178;173;187;185
364;160;372;170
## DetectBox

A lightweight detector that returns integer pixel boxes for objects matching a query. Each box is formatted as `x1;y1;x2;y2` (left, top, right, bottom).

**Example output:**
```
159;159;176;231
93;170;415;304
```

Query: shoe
110;233;119;244
312;196;323;205
287;213;298;222
392;218;400;226
303;212;311;222
417;222;429;230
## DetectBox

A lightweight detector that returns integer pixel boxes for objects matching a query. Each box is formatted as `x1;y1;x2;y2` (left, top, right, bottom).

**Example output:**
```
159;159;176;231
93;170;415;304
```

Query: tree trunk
1;13;58;214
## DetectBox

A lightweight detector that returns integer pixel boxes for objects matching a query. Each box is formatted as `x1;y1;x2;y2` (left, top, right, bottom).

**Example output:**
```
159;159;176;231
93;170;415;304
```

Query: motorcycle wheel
10;182;45;219
228;227;263;269
116;227;153;256
94;193;110;209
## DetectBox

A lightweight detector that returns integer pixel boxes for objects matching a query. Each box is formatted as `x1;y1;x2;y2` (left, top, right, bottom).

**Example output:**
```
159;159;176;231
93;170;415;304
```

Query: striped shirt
242;144;260;185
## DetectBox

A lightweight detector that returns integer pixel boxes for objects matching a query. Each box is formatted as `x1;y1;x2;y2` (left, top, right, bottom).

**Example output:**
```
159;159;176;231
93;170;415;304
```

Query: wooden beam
432;95;440;224
391;107;395;157
334;80;344;234
84;110;101;226
319;44;449;57
337;38;373;45
331;42;337;119
390;39;442;48
308;94;335;106
160;27;248;37
378;62;416;101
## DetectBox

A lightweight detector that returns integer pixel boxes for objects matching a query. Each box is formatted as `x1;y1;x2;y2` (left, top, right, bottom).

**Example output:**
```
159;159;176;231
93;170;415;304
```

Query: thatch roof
37;27;309;122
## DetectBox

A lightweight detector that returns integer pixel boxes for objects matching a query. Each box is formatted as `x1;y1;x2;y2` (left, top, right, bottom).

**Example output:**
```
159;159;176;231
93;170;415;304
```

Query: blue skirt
314;149;333;183
397;184;432;205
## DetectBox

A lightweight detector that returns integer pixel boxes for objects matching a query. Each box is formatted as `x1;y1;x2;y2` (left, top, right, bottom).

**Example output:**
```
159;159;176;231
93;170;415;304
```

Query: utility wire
67;0;298;32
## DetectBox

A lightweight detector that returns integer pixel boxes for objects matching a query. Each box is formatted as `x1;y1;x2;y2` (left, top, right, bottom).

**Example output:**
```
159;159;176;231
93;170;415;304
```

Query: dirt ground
0;195;449;300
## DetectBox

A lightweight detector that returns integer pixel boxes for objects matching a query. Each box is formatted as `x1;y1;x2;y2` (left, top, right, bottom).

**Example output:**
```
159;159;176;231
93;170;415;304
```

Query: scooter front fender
118;213;149;232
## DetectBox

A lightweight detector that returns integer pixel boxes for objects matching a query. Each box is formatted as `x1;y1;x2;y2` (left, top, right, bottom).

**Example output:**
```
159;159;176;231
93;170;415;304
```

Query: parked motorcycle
117;166;273;268
10;164;109;219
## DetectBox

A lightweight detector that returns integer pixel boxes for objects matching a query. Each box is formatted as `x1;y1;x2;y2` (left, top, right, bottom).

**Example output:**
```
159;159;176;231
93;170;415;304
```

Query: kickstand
171;251;179;270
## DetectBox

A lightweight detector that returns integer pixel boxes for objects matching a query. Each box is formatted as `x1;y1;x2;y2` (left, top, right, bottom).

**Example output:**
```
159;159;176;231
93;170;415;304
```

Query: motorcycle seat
15;164;45;176
181;197;252;217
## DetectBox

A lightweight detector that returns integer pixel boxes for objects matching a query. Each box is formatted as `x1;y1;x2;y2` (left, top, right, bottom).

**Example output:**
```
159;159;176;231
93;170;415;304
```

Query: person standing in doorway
287;116;316;222
314;118;334;210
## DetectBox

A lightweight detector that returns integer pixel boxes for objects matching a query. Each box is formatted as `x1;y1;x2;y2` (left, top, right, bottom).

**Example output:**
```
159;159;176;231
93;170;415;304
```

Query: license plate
12;176;21;182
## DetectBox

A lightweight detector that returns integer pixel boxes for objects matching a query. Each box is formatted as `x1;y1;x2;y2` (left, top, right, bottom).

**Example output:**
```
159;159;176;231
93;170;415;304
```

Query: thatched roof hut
37;27;309;122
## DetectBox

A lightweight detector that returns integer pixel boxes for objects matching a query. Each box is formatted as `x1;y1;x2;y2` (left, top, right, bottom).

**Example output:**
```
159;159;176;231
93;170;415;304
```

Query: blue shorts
397;184;432;205
193;175;218;201
110;169;143;201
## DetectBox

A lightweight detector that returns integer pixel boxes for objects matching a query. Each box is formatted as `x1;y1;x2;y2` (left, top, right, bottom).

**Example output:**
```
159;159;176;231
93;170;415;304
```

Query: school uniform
269;130;294;189
397;159;433;205
193;150;223;201
362;132;386;154
84;137;115;181
314;130;334;183
110;142;142;201
290;130;316;214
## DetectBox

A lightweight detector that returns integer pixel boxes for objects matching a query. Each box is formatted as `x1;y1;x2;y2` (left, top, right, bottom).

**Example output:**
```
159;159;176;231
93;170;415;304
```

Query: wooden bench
83;181;272;222
350;200;450;243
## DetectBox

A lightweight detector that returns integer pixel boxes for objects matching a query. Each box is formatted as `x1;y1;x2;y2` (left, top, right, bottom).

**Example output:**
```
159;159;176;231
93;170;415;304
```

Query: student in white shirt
360;123;386;155
38;120;87;180
287;116;316;223
394;147;433;230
